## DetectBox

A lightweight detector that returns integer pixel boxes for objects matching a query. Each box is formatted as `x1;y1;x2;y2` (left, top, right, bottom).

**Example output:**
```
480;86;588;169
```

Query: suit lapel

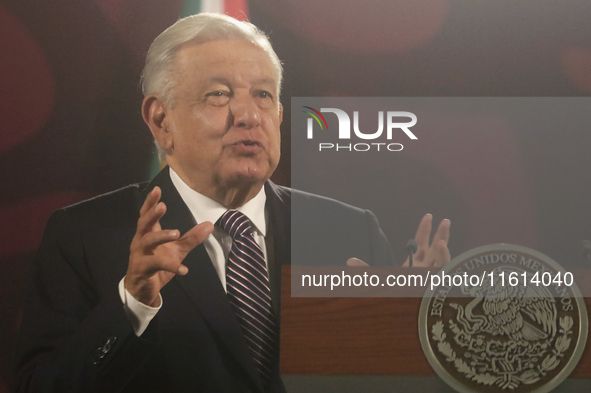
145;167;264;392
264;181;291;326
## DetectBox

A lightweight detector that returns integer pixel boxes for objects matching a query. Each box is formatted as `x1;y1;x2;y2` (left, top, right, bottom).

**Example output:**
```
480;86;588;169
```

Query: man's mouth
230;140;263;153
239;140;261;147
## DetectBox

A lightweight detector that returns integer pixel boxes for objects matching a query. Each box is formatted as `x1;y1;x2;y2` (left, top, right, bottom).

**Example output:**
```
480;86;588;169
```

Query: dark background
1;0;591;390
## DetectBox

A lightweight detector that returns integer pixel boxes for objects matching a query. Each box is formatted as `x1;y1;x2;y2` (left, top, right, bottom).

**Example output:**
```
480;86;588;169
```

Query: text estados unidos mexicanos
300;270;574;291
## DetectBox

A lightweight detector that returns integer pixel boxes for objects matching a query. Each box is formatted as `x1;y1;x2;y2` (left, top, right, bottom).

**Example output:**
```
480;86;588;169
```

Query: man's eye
205;91;230;105
207;91;228;97
256;91;273;99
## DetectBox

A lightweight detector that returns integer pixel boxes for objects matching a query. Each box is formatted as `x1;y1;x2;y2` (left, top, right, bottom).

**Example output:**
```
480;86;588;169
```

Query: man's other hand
125;186;214;306
404;213;450;268
346;258;369;266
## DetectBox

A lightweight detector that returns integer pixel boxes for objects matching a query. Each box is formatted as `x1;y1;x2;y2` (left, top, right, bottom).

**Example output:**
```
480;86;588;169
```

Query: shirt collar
169;167;267;236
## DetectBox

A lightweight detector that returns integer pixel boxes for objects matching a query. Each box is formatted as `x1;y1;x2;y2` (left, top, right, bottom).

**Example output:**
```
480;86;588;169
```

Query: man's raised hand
125;186;214;306
404;213;450;268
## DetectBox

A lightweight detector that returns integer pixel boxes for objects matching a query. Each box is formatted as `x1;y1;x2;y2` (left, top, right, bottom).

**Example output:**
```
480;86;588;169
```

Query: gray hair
141;13;283;162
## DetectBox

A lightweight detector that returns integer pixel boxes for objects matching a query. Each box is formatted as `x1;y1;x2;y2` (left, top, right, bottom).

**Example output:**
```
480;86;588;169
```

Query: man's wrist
118;277;162;336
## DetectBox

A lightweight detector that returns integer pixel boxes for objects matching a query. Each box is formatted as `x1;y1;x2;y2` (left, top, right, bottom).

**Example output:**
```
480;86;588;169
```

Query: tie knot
219;210;253;239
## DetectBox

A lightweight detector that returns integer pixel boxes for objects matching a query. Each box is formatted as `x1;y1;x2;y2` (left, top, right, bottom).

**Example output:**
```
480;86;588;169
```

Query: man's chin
215;168;270;189
212;170;270;207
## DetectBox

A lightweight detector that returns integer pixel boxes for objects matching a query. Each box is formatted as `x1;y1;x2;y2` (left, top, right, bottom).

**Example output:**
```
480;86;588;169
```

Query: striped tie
220;210;278;385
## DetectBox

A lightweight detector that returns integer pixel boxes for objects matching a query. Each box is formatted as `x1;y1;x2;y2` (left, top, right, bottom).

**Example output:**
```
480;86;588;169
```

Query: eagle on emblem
451;266;557;344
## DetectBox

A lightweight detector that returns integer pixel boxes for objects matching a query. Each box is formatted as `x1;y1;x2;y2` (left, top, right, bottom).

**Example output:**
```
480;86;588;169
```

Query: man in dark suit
15;13;450;393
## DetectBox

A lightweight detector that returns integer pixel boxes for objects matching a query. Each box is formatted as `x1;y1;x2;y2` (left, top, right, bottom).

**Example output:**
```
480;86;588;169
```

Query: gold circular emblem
419;244;588;393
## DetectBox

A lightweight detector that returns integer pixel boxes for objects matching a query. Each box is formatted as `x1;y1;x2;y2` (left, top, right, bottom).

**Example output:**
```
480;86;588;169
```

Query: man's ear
142;95;173;150
279;103;283;125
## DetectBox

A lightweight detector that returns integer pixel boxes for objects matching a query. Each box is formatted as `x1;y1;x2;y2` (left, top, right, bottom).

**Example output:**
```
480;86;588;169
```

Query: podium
280;267;591;378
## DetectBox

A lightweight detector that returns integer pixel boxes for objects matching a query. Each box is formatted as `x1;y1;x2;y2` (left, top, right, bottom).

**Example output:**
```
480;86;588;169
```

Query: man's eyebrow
252;78;277;87
204;77;231;85
201;77;278;90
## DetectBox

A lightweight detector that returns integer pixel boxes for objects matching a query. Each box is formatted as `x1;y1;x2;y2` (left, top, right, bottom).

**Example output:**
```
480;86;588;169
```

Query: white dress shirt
119;168;268;336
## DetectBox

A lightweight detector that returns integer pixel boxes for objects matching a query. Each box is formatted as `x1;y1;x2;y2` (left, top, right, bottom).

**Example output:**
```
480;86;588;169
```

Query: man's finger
141;255;189;277
136;201;167;237
177;221;215;255
414;213;432;260
434;240;451;268
140;186;161;216
346;257;369;266
141;229;180;253
431;219;451;247
414;214;432;245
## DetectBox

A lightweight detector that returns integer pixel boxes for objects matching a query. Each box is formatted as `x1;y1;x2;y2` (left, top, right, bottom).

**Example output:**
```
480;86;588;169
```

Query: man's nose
230;94;261;129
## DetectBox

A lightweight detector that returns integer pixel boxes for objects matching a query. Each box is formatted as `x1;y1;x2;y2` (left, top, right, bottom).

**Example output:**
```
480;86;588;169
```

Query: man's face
163;40;282;195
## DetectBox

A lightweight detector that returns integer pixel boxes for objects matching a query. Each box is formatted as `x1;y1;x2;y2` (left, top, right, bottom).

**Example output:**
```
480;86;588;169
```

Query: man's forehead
203;76;278;88
176;40;276;74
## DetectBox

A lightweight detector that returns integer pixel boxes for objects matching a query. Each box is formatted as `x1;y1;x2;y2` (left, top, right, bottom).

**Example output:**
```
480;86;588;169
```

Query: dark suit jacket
15;167;393;393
